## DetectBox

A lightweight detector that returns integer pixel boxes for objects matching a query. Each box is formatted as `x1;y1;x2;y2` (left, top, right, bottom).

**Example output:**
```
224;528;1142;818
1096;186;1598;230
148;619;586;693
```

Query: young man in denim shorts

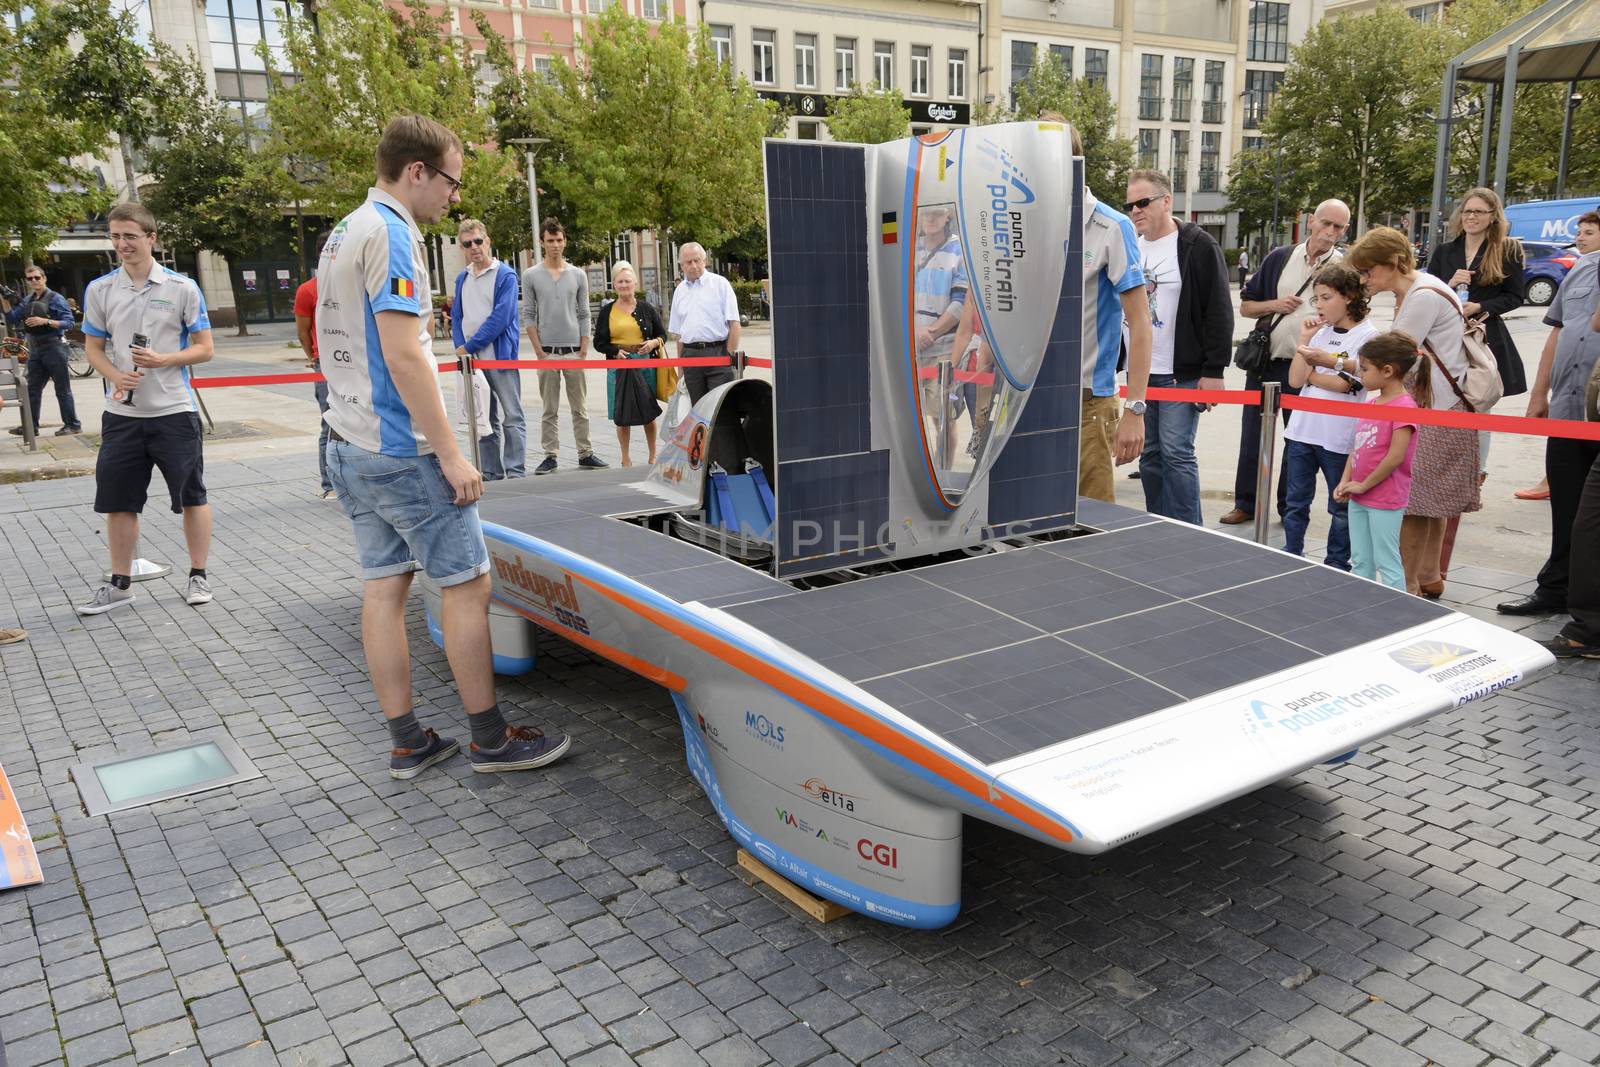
77;202;216;616
318;115;571;779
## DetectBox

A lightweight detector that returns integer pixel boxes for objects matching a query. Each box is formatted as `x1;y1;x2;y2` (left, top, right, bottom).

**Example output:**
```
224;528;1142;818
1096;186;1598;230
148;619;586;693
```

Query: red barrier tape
1130;386;1263;406
1281;393;1600;442
916;366;997;386
192;355;736;389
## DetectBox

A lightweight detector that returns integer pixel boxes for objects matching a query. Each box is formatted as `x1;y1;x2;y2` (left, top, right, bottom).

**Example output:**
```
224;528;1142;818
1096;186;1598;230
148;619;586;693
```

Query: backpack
1419;285;1503;413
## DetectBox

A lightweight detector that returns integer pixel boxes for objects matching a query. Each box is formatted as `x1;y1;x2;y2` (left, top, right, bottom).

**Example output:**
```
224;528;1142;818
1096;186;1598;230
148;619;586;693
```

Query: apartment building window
1199;131;1220;191
1202;60;1225;123
1243;69;1283;128
795;33;816;89
587;0;609;12
1243;135;1265;151
1085;48;1108;90
1171;131;1190;192
1409;3;1443;22
1247;1;1290;63
797;120;820;141
1010;40;1036;106
874;41;895;90
1138;55;1162;120
1049;43;1072;77
753;29;776;85
526;0;556;6
711;25;733;68
207;0;289;75
532;55;554;82
1171;57;1193;122
835;38;856;90
911;45;930;97
640;0;662;18
948;48;966;99
1138;129;1159;169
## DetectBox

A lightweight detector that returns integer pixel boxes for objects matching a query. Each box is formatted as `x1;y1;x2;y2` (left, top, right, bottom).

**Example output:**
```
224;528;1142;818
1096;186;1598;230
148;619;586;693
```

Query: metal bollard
459;352;481;473
1253;381;1280;546
935;358;954;471
734;349;747;378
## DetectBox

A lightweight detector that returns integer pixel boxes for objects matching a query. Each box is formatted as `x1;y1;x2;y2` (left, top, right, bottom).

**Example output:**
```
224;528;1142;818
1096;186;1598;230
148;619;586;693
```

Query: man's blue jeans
480;365;526;480
1139;375;1203;525
1282;439;1351;570
313;378;333;493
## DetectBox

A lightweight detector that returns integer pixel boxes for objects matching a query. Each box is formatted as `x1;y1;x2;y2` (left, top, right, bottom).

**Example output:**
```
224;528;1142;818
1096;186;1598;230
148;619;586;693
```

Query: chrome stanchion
734;349;747;379
459;352;481;473
936;358;954;471
1253;382;1281;546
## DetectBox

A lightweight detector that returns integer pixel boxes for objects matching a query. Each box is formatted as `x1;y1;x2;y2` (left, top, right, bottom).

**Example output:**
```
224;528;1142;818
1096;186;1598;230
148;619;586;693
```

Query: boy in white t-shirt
1282;264;1377;570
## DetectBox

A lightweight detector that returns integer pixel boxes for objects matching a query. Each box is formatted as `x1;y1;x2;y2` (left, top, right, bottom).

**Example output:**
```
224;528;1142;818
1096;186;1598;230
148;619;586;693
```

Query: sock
387;711;429;751
190;568;206;579
110;574;131;590
469;704;509;749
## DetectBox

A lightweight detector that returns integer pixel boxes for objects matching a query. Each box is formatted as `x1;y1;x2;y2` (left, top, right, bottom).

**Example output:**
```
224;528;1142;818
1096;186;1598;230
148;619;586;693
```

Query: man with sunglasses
451;219;524;478
1126;170;1233;525
318;115;571;779
2;264;80;437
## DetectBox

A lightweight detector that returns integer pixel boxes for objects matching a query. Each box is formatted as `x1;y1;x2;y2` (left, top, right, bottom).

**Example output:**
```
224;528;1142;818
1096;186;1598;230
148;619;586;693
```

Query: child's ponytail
1359;331;1432;409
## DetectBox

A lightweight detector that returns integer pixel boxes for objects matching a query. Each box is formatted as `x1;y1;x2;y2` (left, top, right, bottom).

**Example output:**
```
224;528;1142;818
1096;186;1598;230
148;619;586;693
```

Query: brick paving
1;459;1597;1067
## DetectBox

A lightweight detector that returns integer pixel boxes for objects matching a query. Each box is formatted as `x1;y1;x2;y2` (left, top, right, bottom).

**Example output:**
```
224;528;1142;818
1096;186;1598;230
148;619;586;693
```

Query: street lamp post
506;136;549;264
1556;84;1583;199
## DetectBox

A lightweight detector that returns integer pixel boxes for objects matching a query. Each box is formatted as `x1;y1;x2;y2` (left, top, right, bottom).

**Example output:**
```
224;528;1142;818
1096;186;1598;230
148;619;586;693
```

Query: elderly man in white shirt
668;242;741;402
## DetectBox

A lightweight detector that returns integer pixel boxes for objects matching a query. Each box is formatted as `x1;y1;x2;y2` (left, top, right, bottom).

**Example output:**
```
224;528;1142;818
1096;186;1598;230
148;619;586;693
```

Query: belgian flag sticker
391;277;417;299
880;212;897;245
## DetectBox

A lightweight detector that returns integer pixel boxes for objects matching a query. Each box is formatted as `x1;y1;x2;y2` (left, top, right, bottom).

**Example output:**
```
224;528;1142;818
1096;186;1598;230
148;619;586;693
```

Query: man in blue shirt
3;265;80;436
451;219;524;478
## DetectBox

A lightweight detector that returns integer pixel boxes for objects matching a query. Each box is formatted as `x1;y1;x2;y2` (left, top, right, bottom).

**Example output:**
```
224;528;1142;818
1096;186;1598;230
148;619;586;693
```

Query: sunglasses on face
1460;209;1491;217
1124;194;1166;213
25;274;43;281
461;237;486;247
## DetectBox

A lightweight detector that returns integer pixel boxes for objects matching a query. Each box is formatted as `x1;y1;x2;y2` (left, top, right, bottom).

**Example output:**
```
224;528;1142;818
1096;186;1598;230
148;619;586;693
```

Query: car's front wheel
1526;276;1557;307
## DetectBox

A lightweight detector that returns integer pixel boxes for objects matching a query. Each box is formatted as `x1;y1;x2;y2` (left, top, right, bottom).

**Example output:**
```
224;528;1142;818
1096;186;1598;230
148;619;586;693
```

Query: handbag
656;350;679;402
1232;253;1326;377
1420;288;1504;413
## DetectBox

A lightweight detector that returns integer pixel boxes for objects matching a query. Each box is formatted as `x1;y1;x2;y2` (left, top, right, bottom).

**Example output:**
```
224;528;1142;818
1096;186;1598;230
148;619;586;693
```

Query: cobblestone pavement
1;459;1597;1067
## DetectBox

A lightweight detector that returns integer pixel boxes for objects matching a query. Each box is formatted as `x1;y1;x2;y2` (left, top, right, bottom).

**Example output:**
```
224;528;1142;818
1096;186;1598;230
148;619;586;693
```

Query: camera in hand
124;332;150;405
0;283;17;303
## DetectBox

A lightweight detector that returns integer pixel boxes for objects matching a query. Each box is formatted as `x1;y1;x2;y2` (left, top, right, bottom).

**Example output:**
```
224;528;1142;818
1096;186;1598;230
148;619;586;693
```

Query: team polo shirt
317;188;439;457
1080;191;1145;397
81;263;210;418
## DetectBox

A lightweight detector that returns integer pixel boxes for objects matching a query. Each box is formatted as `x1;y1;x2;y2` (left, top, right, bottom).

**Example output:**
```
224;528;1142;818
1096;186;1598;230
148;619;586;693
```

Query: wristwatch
1124;399;1147;416
1334;355;1346;373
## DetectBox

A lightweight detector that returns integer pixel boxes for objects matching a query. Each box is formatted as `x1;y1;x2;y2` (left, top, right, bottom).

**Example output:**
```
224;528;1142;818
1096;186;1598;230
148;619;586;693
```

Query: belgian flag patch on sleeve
881;212;897;245
391;277;417;299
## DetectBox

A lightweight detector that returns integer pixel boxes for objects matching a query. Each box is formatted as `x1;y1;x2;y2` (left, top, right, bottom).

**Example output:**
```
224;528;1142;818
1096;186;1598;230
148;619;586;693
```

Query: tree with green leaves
143;48;288;336
481;6;773;303
978;54;1136;200
0;0;154;261
265;0;512;230
826;85;911;145
1261;5;1444;235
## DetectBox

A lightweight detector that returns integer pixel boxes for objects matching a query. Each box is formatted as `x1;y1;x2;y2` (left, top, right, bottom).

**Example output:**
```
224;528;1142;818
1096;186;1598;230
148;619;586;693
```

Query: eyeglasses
1124;194;1167;213
461;237;486;248
1459;209;1492;217
24;274;43;280
422;161;462;192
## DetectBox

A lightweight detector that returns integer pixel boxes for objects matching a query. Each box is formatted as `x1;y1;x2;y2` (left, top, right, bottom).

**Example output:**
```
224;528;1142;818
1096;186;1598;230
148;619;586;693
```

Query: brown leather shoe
1218;508;1251;525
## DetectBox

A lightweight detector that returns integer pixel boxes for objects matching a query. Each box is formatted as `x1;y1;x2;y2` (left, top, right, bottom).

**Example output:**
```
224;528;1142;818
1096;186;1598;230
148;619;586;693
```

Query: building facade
985;0;1325;249
699;0;982;139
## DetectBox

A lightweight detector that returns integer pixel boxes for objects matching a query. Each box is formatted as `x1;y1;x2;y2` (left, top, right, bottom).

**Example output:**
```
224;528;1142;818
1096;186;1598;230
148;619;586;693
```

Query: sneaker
317;488;337;500
578;454;609;470
55;426;81;436
0;628;25;645
77;583;134;616
7;426;28;436
1540;635;1600;660
470;725;572;773
390;728;460;780
185;574;213;606
534;456;558;475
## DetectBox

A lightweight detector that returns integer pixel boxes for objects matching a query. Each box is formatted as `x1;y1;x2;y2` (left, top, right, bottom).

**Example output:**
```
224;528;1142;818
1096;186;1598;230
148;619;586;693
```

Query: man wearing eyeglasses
1126;169;1234;525
451;219;523;478
1224;198;1351;527
318;115;572;779
2;264;80;437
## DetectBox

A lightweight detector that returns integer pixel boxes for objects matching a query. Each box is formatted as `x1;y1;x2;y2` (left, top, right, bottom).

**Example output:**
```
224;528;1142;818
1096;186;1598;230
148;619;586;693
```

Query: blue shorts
325;440;490;587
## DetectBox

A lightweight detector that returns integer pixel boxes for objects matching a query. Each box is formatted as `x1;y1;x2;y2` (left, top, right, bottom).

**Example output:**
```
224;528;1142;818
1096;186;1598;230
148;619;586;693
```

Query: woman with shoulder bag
1427;189;1528;512
1348;227;1483;599
594;261;668;466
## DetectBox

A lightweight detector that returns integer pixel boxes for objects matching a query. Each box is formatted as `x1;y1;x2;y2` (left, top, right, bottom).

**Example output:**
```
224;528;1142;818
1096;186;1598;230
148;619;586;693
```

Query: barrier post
459;352;481;473
734;349;747;378
936;358;954;471
1253;382;1281;546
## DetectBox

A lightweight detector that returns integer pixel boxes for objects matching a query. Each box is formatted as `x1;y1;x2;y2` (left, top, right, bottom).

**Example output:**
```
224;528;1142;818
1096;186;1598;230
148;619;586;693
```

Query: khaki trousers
1078;392;1121;503
538;351;592;457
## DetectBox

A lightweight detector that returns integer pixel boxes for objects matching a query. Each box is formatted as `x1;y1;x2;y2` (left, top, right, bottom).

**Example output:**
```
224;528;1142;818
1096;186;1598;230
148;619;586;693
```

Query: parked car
1523;241;1578;307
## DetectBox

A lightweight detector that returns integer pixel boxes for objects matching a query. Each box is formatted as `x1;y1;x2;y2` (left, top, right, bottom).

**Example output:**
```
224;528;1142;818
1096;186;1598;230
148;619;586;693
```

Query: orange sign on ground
0;762;42;890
